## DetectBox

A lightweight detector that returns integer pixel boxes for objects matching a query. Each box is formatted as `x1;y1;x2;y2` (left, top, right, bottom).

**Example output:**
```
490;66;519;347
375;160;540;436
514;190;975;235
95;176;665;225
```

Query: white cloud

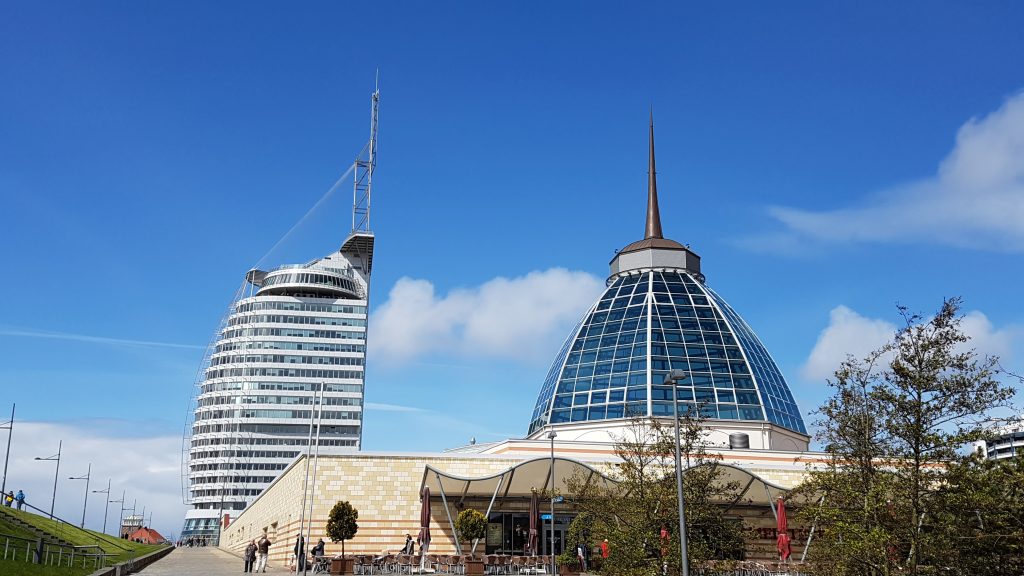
801;306;1017;382
2;421;186;541
801;306;895;381
766;91;1024;251
370;268;604;365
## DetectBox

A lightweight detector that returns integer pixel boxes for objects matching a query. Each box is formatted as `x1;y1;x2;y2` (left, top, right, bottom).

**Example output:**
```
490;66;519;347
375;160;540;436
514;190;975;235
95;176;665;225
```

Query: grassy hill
0;506;166;576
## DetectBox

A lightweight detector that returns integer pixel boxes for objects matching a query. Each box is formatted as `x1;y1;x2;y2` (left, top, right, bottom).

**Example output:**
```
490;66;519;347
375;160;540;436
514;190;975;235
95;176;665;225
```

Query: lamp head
547;430;557;440
662;369;688;385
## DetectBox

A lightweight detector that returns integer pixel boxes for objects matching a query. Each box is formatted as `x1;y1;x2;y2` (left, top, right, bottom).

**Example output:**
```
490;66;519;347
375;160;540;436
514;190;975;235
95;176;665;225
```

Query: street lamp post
1;403;14;496
92;479;112;535
110;490;126;537
34;440;62;520
548;428;557;576
69;463;92;528
663;369;691;576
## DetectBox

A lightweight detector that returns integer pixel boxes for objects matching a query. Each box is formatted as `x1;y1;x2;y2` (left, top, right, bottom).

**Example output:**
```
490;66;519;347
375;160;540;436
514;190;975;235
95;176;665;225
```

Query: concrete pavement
136;547;291;575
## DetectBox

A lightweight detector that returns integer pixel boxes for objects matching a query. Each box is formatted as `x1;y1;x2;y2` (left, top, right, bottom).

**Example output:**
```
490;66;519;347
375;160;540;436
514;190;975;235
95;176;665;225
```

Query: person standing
601;539;609;560
294;533;306;573
15;490;25;510
256;534;272;573
403;534;414;555
3;492;12;507
576;541;587;572
244;539;258;573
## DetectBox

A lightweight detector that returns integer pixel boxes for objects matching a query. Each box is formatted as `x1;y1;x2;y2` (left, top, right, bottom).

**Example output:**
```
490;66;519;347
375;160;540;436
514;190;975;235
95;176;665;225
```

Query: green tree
325;500;359;558
454;509;486;554
796;298;1015;575
565;414;744;576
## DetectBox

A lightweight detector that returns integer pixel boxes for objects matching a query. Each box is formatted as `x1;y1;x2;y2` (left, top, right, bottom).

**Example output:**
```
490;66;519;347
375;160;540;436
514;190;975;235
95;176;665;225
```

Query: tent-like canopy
421;457;617;501
418;457;793;555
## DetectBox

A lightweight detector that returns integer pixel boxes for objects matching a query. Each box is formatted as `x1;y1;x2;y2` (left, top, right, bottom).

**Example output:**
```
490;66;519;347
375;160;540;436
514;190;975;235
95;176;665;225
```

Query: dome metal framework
528;116;806;439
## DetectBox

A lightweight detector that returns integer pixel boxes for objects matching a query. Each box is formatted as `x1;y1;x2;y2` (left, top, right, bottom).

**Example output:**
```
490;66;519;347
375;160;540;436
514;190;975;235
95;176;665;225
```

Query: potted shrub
557;550;581;575
454;509;487;575
326;500;359;575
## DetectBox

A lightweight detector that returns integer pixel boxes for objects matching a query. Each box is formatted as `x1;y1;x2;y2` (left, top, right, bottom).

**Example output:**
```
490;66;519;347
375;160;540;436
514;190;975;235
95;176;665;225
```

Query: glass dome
527;116;806;438
527;270;806;436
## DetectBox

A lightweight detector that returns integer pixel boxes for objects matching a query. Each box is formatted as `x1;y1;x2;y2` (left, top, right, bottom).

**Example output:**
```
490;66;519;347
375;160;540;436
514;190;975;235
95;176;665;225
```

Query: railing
0;531;116;569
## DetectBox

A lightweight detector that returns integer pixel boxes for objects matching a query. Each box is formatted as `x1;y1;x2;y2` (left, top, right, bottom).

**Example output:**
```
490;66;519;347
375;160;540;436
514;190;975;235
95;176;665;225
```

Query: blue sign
552;496;565;503
541;514;552;520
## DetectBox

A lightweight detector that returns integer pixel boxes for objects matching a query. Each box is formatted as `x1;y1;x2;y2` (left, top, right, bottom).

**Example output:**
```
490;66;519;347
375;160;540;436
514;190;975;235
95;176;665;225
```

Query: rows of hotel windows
210;354;365;367
191;476;277;485
205;367;363;379
260;272;359;295
190;423;360;436
190;488;261;498
190;437;355;448
532;271;805;434
191;449;301;460
200;382;363;394
235;301;366;314
197;395;362;407
226;314;367;328
215;341;365;354
194;409;360;421
190;463;287;472
220;328;364;340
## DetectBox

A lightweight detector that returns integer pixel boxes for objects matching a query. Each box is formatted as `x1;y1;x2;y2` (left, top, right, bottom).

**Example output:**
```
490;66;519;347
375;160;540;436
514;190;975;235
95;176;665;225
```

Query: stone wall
220;452;813;567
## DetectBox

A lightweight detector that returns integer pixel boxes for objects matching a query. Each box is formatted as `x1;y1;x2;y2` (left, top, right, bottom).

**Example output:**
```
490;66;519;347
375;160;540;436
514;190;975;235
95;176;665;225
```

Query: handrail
1;500;131;551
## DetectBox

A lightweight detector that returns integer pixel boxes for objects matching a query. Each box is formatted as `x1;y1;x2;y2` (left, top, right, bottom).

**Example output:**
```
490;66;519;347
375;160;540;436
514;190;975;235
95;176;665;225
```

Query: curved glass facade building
182;232;374;542
528;120;807;450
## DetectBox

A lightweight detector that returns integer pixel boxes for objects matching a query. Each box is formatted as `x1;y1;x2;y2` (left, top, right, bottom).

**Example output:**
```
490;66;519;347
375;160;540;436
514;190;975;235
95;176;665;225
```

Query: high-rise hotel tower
181;88;379;544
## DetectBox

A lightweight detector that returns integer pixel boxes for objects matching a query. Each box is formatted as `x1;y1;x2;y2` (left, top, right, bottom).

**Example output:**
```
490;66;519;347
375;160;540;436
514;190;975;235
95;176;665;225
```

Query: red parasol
776;496;791;561
527;490;539;555
418;487;431;550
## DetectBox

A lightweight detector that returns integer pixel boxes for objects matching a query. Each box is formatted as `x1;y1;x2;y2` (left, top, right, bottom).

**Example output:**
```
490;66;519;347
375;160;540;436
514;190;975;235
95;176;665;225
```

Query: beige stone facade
220;444;824;566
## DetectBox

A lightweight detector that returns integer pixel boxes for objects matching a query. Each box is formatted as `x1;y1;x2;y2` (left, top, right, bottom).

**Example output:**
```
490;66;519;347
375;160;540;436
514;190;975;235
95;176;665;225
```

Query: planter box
465;558;485;575
330;557;354;575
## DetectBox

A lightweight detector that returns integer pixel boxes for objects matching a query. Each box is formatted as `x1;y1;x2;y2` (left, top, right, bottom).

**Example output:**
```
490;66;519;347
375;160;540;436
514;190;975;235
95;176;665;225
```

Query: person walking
403;534;414;555
15;490;25;510
244;539;258;573
256;534;272;573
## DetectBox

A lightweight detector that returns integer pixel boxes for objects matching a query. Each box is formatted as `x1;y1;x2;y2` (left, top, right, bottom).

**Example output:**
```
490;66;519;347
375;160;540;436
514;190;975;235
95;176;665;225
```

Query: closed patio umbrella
776;496;791;562
527;490;539;555
418;487;432;571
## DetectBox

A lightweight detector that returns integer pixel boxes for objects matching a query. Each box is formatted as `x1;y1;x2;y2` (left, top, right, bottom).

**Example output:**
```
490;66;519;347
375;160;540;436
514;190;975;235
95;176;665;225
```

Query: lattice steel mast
352;75;379;233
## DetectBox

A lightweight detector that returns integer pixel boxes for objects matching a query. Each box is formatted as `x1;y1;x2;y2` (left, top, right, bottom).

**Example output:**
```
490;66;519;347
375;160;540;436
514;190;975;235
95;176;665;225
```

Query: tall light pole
664;369;690;576
110;490;125;537
92;479;112;535
34;440;62;520
1;403;13;496
548;428;557;576
69;463;91;528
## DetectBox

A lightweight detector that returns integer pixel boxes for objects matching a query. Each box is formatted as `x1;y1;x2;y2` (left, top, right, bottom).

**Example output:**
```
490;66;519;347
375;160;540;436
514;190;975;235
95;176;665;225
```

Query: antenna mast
352;77;379;233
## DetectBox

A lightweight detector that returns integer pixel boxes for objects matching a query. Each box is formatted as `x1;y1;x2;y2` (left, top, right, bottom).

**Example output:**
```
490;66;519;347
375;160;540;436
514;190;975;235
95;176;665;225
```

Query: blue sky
2;2;1023;536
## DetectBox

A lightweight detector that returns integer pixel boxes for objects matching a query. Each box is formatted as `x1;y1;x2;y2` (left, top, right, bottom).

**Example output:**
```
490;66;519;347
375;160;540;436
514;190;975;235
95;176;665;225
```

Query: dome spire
646;110;664;239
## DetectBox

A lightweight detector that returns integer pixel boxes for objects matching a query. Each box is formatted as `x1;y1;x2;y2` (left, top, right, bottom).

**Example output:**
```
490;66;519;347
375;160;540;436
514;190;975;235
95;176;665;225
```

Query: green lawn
0;506;166;576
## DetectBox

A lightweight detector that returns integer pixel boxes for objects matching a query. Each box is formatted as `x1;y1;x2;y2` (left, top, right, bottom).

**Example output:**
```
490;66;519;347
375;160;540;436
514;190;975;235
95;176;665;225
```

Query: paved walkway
137;547;290;575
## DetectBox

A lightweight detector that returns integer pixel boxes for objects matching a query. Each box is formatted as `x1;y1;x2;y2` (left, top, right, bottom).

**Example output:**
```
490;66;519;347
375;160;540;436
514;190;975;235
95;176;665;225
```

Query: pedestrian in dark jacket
294;534;306;572
244;540;258;573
